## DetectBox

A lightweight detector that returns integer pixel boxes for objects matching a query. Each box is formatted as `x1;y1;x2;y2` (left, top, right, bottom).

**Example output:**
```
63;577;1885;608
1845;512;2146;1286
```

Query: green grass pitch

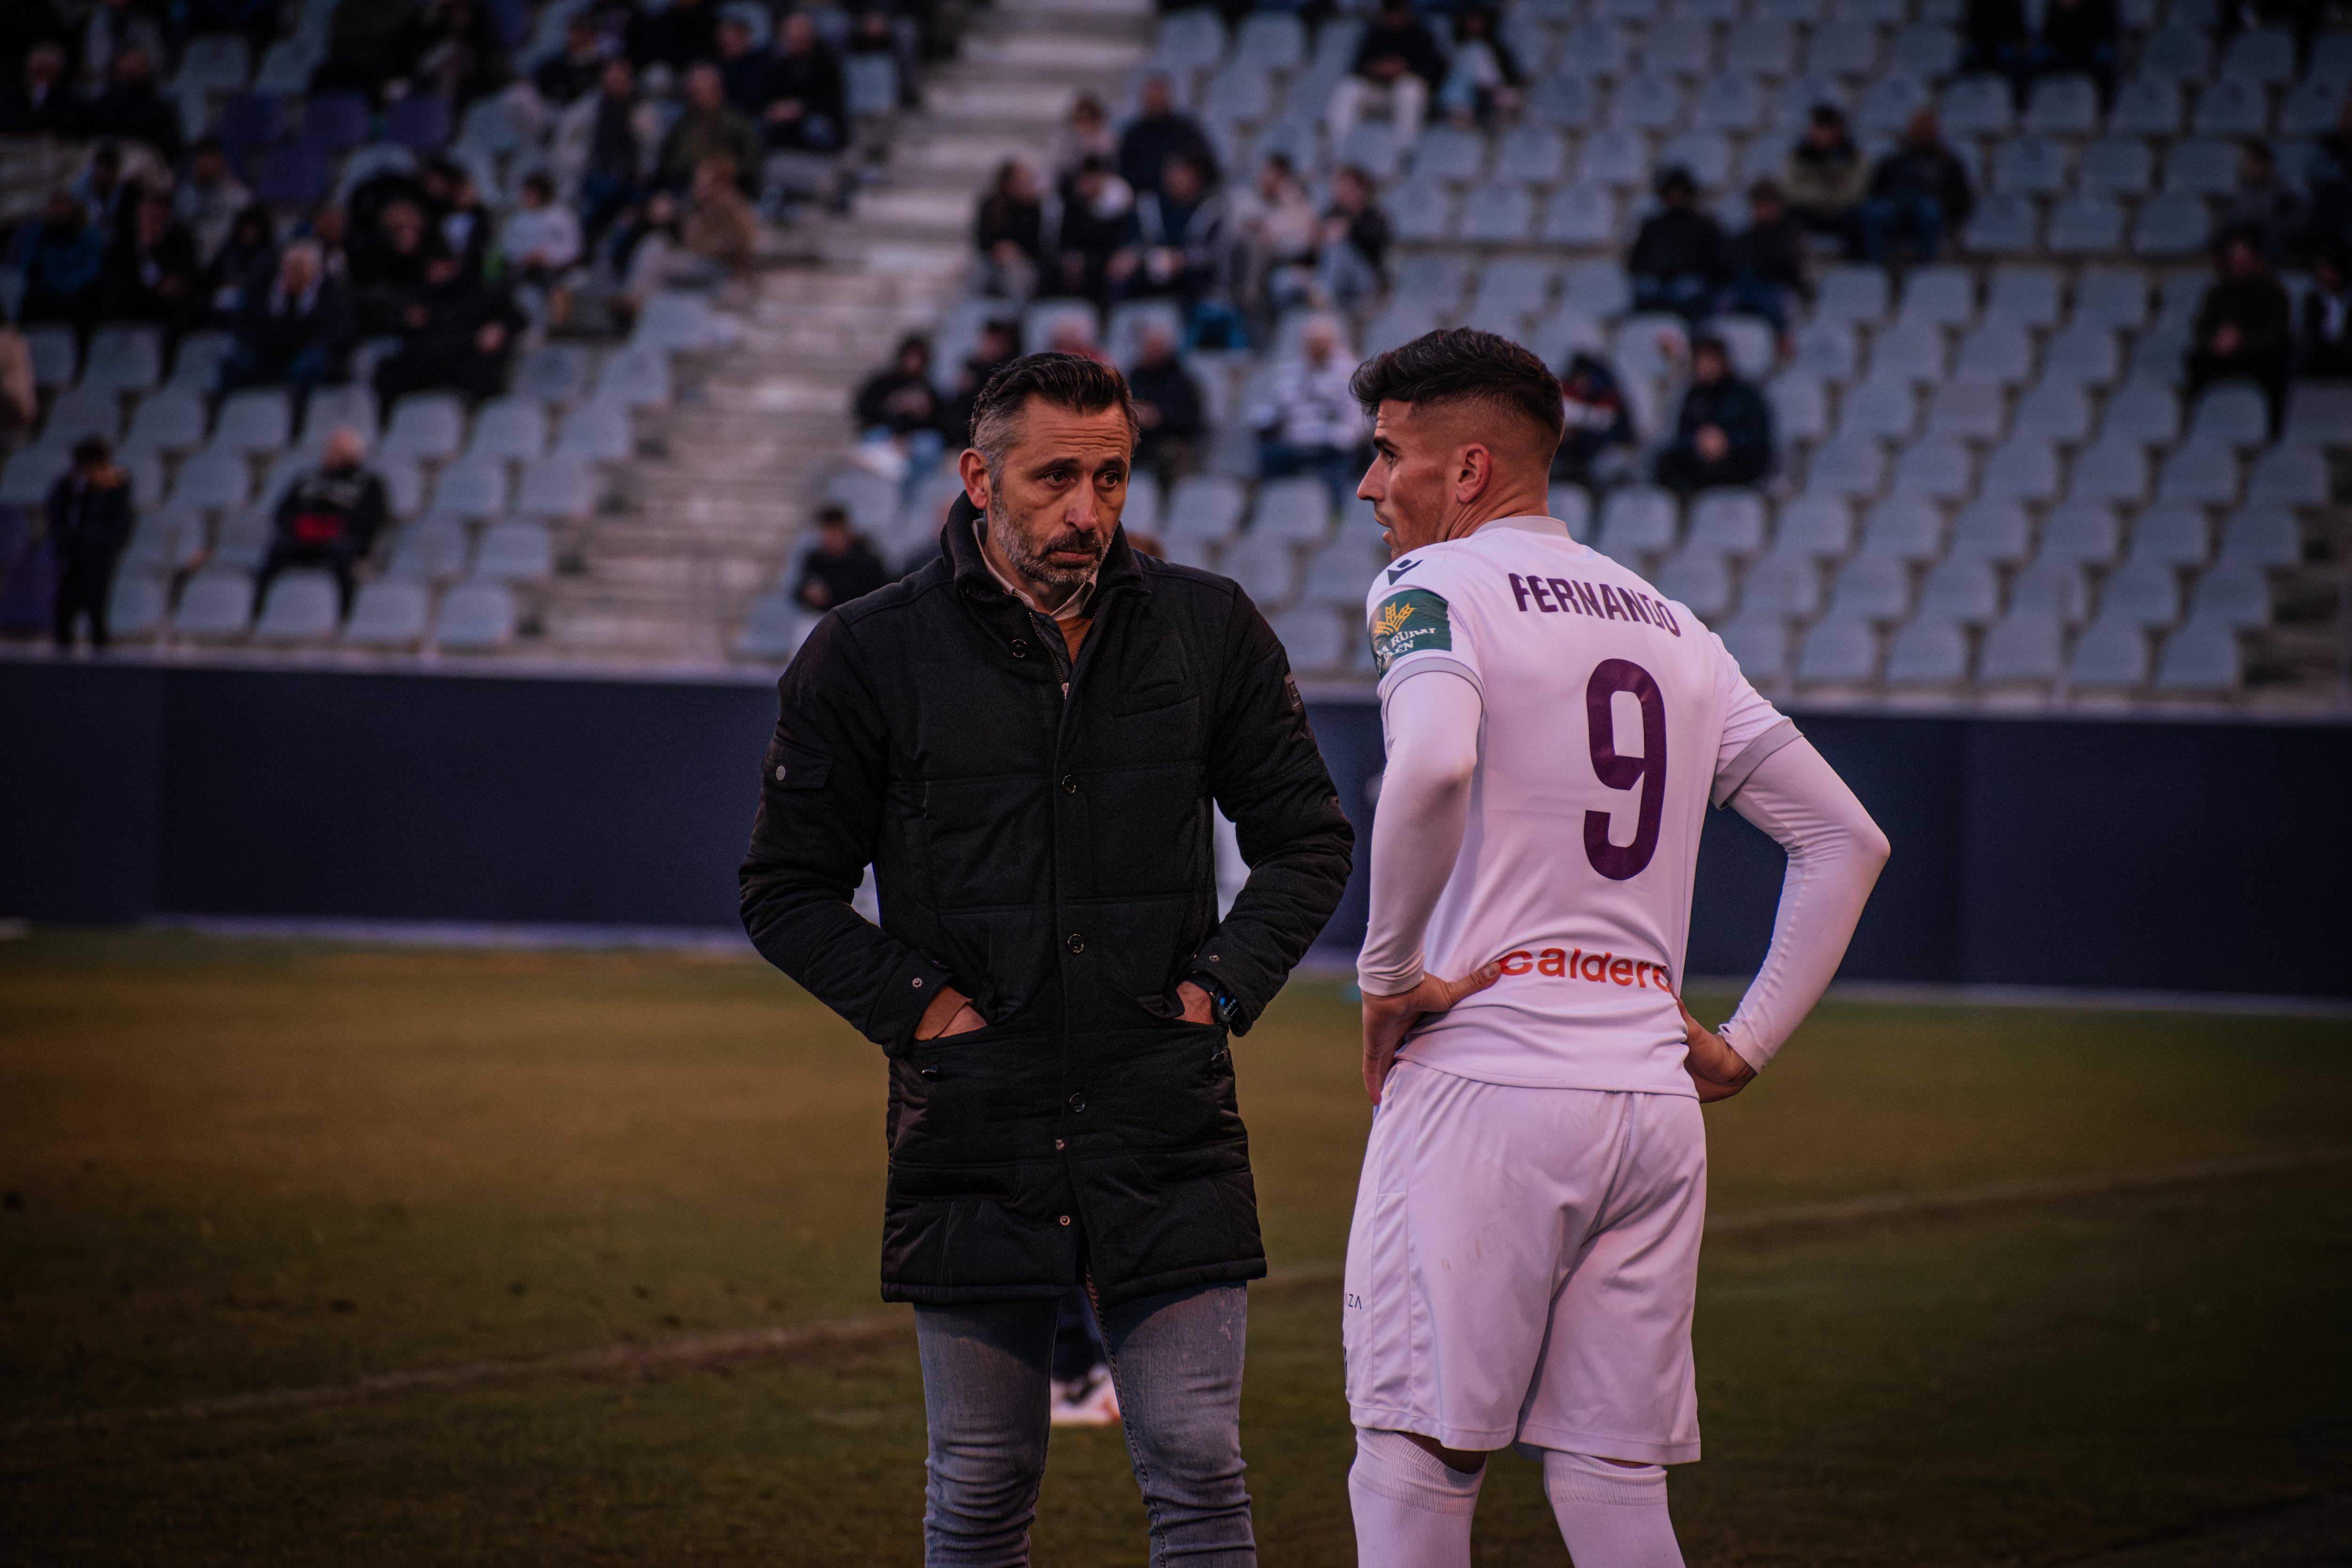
1;930;2347;1565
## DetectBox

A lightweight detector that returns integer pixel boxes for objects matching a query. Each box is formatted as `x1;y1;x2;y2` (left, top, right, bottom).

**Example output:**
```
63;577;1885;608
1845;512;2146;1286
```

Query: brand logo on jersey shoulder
1498;947;1673;991
1384;557;1422;583
1368;587;1451;673
1506;572;1681;637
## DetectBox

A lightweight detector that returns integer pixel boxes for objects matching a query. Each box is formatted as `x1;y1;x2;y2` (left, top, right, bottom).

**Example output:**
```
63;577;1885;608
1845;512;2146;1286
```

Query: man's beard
988;500;1105;592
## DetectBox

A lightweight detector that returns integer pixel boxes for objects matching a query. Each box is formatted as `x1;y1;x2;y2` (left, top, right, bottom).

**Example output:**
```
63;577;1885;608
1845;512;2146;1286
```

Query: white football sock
1347;1427;1484;1568
1542;1450;1685;1568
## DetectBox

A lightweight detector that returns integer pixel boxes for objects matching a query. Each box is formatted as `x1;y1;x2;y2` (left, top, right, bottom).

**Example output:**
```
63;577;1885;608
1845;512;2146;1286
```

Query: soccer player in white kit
1337;330;1891;1568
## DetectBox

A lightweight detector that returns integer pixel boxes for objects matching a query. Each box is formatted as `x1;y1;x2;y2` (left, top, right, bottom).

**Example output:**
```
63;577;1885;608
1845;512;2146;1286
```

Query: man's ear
1453;442;1492;505
957;448;991;511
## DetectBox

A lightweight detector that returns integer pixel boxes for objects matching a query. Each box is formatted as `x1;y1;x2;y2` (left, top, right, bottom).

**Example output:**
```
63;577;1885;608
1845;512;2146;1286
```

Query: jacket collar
942;493;1146;612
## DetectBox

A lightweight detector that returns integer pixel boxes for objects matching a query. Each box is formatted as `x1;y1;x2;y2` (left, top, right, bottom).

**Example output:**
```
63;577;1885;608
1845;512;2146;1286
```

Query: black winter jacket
740;498;1353;1306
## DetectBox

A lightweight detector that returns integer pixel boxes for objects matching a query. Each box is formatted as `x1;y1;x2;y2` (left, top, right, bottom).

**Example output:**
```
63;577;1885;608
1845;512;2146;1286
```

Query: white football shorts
1341;1059;1707;1463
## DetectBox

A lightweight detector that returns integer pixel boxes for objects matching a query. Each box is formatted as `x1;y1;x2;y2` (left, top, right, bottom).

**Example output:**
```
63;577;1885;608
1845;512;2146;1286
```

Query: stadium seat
468;517;552;585
2010;556;2089;623
104;572;169;642
1807;18;1879;76
171;568;255;640
467;399;549;463
301;382;379;445
1223;532;1300;605
2139;25;2213;81
2077;136;2154;197
1693;73;1766;131
1657;130;1733;189
1251;477;1333;544
2217;503;2300;567
2154;440;2239;505
1300;532;1389;609
1978;434;2061;501
2281;382;2352;448
1993;135;2070;196
1916;556;2000;624
1891;439;1973;501
1562;20;1632;75
2188;383;2270;448
2127;501;2209;567
1963;193;2041;253
516;455;596;522
433;580;517;651
167;329;236;391
1613;315;1690;383
2072;268;2148;331
2039;322;2121;389
2161;140;2237;196
557;403;633;462
1827;554;1911;621
1383;178;1455;242
2187;560;2271;628
2107;76;2183;135
593;348;672;409
1533;306;1611;368
732;590;817;661
1926;377;2006;439
1791;320;1858;380
1890;26;1959;78
1725;18;1796;75
514;344;591;407
2245;446;2326;507
120;501;208;575
215;388;293;455
2025;73;2100;134
1940;74;2013;135
175;32;252;91
2045;194;2122;253
1579;127;1652;188
1947;497;2031;563
2041;499;2122;564
168;449;253;515
1166;476;1247;547
1870;319;1947;382
1528;71;1601;128
1858;496;1943;559
386;517;471;583
2067;615;2152;685
83;325;162;395
1494;125;1569;183
2192;76;2267;136
2103;379;2182;445
1271;606;1347;673
2280;75;2347;136
2003;381;2088;450
1718;612;1792;680
1795;615;1881;683
1687;489;1767;555
1838;374;1918;442
1767;373;1829;445
1236;10;1305;71
382;394;466;462
430;457;510;521
23;325;76;391
1547;484;1594;540
1984;265;2060;329
1597;486;1680;565
43;384;121;448
1977;610;2064;680
1772;496;1852;558
1411;125;1488;182
252;569;342;643
1655;547;1734;621
1805;435;1887;498
1815;265;1891;326
2133;194;2212;256
1459;183;1535;242
2153;615;2241;689
1955;320;2033;384
1897;265;1975;328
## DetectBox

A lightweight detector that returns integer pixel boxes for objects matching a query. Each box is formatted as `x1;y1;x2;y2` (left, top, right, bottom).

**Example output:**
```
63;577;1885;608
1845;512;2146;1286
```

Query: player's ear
1454;442;1490;503
957;447;991;511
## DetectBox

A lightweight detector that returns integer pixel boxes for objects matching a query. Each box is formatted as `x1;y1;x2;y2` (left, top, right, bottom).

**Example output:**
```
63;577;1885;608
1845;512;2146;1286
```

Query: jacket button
1010;638;1029;658
1065;933;1084;954
1058;1214;1072;1226
1067;1092;1086;1113
1061;773;1078;794
774;765;786;780
1055;1138;1065;1151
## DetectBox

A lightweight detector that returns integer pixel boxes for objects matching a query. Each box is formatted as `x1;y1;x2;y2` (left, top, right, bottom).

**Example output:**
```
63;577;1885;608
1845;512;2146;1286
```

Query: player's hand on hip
1676;994;1756;1104
914;985;985;1042
1359;962;1502;1105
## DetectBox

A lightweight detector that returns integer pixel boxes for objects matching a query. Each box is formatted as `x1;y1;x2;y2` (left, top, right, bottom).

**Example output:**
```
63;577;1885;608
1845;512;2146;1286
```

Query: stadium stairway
530;0;1153;666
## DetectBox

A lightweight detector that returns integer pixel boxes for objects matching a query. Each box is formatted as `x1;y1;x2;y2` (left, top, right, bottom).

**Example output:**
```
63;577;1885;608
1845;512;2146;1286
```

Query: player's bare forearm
1359;963;1502;1104
1675;994;1756;1103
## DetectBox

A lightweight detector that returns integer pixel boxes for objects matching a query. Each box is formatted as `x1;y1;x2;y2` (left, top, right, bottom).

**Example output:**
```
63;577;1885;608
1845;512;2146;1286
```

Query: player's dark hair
1349;327;1566;453
967;351;1138;478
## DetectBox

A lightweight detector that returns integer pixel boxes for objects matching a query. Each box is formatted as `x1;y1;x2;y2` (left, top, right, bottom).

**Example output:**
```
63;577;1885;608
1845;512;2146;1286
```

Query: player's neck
1430;480;1556;545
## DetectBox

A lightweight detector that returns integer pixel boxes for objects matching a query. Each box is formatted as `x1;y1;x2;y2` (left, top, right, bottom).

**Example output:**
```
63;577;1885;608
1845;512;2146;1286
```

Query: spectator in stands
1854;110;1974;265
1230;151;1320;326
172;136;250;269
46;436;135;652
2027;0;2119;105
348;198;446;337
372;253;524;406
70;0;166;98
632;0;717;71
846;6;918;113
1553;352;1637;490
1783;104;1867;239
99;189;200;336
82;43;178;160
0;309;34;441
1628;167;1725;325
434;162;495;286
19;191;106;329
2225;139;2306;264
390;0;511;106
2306;98;2352;258
220;240;351;395
1050;95;1116;186
308;199;350;281
1055;156;1138;307
944;318;1018;445
73;143;132;237
715;13;771;117
535;13;608;105
2187;228;2292;427
1250;316;1366;511
1116;74;1213;199
1047;318;1112;366
2300;246;2352;380
316;0;407;97
502;171;583;283
1960;0;2031;86
760;11;847;153
259;426;386;615
559;55;659;242
680;153;761;276
1436;4;1521;127
1720;179;1809;337
0;43;80;137
1126;324;1205;486
1328;0;1444;151
660;63;761;193
856;333;945;439
1120;152;1225;311
793;504;890;612
973;158;1043;303
1654;334;1772;493
1316;163;1391;315
204;205;276;319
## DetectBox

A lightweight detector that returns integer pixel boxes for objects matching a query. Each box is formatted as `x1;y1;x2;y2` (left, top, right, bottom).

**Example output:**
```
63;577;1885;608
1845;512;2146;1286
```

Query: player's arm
739;614;959;1052
1685;738;1890;1100
1357;668;1500;1104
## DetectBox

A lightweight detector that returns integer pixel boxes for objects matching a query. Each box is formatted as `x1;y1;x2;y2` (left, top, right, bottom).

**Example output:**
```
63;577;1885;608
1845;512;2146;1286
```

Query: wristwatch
1189;974;1246;1028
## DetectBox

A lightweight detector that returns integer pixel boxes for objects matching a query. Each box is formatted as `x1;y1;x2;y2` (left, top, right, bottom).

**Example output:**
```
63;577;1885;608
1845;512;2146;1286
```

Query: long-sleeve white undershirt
1357;669;1889;1074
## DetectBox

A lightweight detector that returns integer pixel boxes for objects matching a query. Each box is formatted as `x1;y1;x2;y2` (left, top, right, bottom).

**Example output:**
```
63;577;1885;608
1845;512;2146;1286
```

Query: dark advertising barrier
6;659;2348;996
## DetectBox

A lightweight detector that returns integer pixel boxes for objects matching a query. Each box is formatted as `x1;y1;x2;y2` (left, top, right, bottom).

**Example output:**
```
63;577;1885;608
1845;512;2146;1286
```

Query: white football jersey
1363;514;1795;1095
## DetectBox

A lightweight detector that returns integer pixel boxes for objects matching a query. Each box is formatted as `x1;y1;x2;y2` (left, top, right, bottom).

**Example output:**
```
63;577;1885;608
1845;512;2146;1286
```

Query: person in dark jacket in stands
944;317;1018;445
740;352;1351;1567
218;240;352;395
854;333;945;438
1853;109;1974;265
2187;227;2294;426
1116;73;1214;198
371;255;525;405
99;188;201;337
1782;103;1867;238
974;157;1044;302
47;436;135;651
2027;0;2119;104
82;44;180;160
534;12;606;104
1055;155;1138;307
19;191;105;328
759;10;847;153
1655;334;1772;493
1627;167;1725;324
259;425;386;613
791;504;890;611
1552;350;1636;490
0;43;82;137
2301;246;2352;379
1720;178;1810;337
1126;323;1205;489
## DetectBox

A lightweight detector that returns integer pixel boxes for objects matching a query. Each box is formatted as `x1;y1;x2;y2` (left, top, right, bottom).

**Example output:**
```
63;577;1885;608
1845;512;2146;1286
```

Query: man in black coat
1655;335;1773;493
48;437;136;650
260;425;387;613
740;353;1352;1565
1627;167;1725;324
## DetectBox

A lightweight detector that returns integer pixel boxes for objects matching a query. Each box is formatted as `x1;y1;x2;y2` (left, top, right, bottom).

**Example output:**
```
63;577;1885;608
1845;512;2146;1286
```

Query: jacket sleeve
1183;586;1356;1030
739;612;955;1051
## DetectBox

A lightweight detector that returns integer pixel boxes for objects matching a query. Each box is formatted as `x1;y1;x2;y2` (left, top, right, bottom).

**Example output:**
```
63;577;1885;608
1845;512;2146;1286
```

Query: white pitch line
8;1147;2344;1441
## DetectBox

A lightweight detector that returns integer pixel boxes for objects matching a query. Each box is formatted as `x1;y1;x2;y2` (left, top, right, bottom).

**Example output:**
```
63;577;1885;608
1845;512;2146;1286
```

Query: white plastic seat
1979;433;2061;501
1686;489;1767;554
2041;499;2122;564
2154;440;2239;506
42;384;121;447
386;516;472;583
1805;435;1886;498
466;398;549;463
1532;308;1612;370
1963;193;2040;254
215;388;293;455
2107;77;2183;135
471;520;553;583
1993;135;2069;196
1528;71;1601;129
1612;73;1686;131
594;348;672;409
516;454;596;521
2010;556;2089;624
732;589;817;661
1795;615;1881;682
1926;378;2006;440
2045;194;2122;254
1578;128;1651;188
1548;484;1595;541
2153;615;2241;689
120;501;208;574
1838;374;1917;440
2067;615;2152;685
24;325;77;390
1692;73;1765;132
1472;258;1556;319
2073;269;2148;331
2102;379;2182;445
1656;130;1732;189
170;567;255;640
1939;74;2013;135
1597;486;1681;564
1724;18;1796;75
1978;610;2065;680
1806;19;1878;77
2282;382;2352;449
1948;497;2031;562
1986;265;2060;329
2068;438;2152;504
2280;75;2348;136
557;403;633;462
1494;126;1568;183
1954;320;2033;384
2039;322;2121;388
1654;547;1735;620
2024;74;2099;134
1270;606;1346;673
514;344;591;406
1890;26;1958;79
2187;560;2271;628
1383;178;1456;243
2217;503;2299;567
1250;477;1334;545
1869;319;1947;382
1459;183;1535;243
1826;554;1910;621
1613;315;1690;384
1814;266;1890;326
2191;76;2267;136
2133;194;2212;257
1858;496;1943;559
429;457;510;521
1884;617;1970;682
1718;613;1792;679
1300;532;1388;609
83;325;162;395
2078;137;2154;197
1898;265;1976;329
1770;497;1851;558
2127;501;2209;567
2188;383;2270;448
382;393;467;462
252;569;342;643
1791;320;1858;380
301;382;379;445
1891;439;1972;500
1916;556;1999;623
104;572;170;642
123;385;208;453
1223;532;1300;605
1767;373;1829;445
2139;26;2213;82
1540;184;1621;246
169;449;253;514
1167;476;1247;546
2246;446;2326;507
433;580;517;651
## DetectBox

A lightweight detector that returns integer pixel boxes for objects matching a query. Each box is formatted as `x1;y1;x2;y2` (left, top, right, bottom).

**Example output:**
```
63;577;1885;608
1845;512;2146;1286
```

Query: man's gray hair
967;352;1139;485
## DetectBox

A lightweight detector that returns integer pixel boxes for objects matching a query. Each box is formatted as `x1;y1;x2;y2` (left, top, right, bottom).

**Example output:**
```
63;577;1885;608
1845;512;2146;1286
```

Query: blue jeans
1854;197;1943;264
914;1281;1255;1568
1632;271;1713;324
